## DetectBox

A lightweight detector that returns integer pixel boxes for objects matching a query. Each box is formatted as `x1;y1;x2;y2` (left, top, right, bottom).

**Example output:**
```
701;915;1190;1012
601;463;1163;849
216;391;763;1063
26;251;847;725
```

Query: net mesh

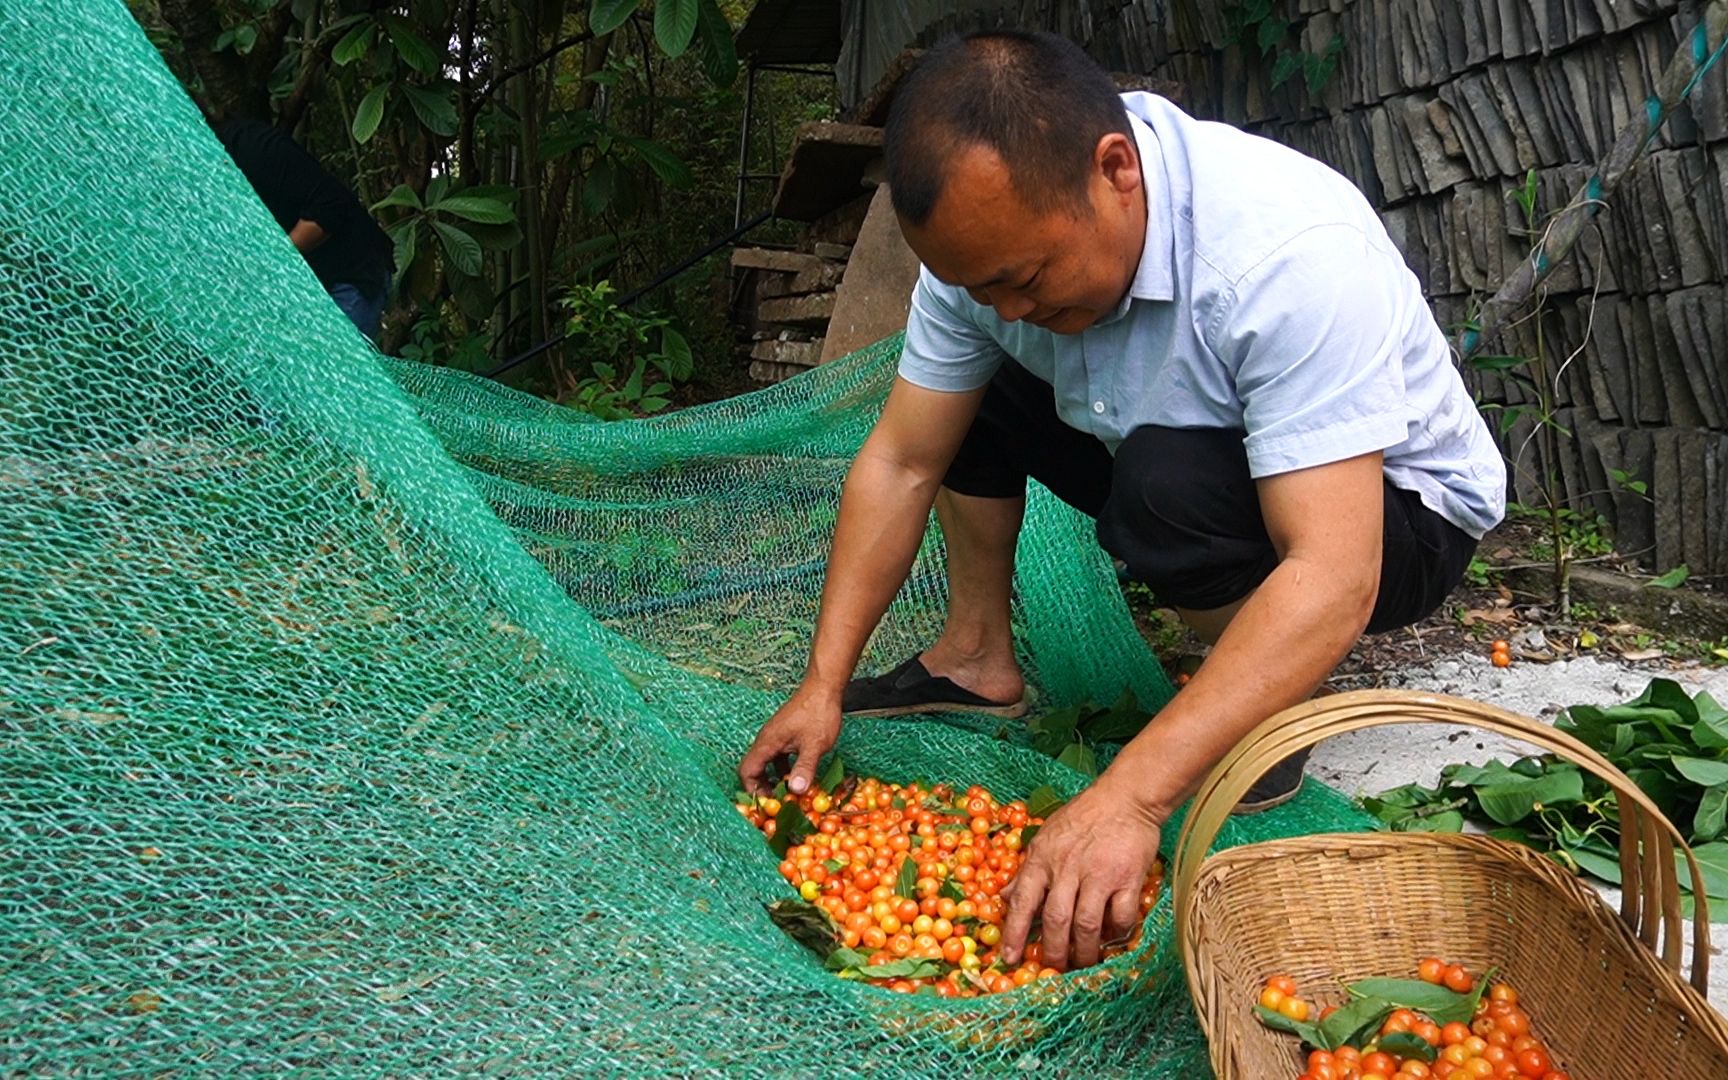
0;3;1375;1074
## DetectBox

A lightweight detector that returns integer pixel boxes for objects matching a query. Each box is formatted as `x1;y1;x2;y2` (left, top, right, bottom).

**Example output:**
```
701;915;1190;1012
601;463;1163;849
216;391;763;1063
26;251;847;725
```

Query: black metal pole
734;63;758;230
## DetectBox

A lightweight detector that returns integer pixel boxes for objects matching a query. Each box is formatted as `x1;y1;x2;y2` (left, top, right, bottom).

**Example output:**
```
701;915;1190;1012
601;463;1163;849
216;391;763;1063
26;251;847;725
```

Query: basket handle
1170;689;1713;994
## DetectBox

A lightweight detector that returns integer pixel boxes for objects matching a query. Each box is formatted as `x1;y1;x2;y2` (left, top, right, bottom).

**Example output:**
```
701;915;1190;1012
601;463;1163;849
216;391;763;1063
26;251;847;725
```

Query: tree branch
472;29;598;105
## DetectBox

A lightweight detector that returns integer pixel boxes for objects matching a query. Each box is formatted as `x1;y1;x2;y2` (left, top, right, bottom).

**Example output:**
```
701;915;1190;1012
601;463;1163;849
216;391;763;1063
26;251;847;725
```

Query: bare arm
739;376;986;794
1002;451;1385;970
288;218;329;253
1105;450;1384;820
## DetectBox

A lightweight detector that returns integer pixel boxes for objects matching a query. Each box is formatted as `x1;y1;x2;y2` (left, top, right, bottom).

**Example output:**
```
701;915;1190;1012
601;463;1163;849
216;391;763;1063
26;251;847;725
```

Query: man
739;31;1504;973
213;116;394;341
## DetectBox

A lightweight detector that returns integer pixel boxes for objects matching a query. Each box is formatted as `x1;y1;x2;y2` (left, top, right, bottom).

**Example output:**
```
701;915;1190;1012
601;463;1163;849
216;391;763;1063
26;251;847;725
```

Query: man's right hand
739;686;843;796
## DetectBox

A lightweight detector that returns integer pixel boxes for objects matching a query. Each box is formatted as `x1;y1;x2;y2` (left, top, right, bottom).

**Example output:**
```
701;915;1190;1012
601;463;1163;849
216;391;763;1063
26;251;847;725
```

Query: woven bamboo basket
1172;690;1728;1079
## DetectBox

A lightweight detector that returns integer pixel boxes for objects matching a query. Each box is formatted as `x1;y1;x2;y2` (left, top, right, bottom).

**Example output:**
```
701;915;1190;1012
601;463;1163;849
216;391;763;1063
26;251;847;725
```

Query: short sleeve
897;266;1006;392
1207;225;1416;478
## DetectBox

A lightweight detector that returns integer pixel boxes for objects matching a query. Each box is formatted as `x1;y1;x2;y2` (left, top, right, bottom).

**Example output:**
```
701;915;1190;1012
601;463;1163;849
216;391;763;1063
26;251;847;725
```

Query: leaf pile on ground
1366;678;1728;913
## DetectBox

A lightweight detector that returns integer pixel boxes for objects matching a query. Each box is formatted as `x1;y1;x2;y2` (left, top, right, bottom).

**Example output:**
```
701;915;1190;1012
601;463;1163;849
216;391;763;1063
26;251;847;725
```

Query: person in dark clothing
213;117;395;341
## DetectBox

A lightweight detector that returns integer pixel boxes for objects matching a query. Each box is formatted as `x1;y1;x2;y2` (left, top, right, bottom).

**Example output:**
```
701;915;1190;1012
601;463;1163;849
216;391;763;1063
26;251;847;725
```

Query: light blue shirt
899;92;1506;539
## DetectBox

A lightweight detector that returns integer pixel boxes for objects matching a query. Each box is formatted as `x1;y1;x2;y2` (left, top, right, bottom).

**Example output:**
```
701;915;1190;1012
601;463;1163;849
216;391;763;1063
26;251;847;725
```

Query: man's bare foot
918;639;1024;707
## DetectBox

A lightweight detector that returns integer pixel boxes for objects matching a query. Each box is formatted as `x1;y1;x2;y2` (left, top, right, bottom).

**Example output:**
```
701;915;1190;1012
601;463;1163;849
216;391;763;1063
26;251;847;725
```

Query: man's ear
1095;132;1141;198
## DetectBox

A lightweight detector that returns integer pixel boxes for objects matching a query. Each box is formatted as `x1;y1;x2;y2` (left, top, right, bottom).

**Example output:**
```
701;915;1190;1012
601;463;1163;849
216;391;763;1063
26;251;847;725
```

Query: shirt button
1092;401;1106;414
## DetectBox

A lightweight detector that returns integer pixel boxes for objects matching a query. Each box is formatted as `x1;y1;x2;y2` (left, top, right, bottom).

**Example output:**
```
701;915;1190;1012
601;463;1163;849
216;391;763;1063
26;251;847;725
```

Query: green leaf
765;898;838;957
351;84;388;143
583;158;617;216
590;0;638;36
461;220;524;252
401;84;457;136
893;854;918;900
817;754;844;796
858;958;941;980
381;15;441;76
1648;565;1691;589
940;877;966;902
1253;1004;1323;1046
332;21;375;66
1672;756;1728;787
1570;845;1623;885
1378;1031;1437;1063
1056;741;1098;778
1399;810;1465;833
1680;840;1728;900
658;327;693;380
1256;15;1285;54
1694;785;1728;843
1626;766;1681;810
1269;50;1301;88
1692;692;1728;749
431;195;516;224
1018;824;1040;850
1468;354;1529;372
1365;783;1440;811
624;136;692;188
431;220;481;276
766;797;815;858
388;216;418;279
1345;978;1476;1026
1317;995;1393;1051
1026;785;1064;819
654;0;698;57
1077;689;1148;743
389;220;418;286
371;184;423;212
824;946;871;971
1629;679;1701;726
1473;768;1585;825
695;0;737;87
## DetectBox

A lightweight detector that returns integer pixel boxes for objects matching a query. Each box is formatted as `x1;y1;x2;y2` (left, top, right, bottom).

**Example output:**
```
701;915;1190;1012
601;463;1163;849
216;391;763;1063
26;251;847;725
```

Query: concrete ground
1306;653;1728;1014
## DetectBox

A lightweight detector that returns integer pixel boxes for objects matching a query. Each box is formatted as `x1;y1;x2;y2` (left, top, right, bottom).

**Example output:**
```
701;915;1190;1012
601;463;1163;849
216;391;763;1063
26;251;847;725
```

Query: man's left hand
999;774;1162;971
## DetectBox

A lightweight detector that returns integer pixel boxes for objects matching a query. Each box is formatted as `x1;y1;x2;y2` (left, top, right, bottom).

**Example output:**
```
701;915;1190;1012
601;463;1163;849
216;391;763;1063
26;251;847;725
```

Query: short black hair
884;30;1133;226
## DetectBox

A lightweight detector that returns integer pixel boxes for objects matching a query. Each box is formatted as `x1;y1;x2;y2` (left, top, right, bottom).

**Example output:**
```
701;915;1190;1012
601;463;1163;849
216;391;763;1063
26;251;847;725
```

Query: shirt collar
1117;110;1176;310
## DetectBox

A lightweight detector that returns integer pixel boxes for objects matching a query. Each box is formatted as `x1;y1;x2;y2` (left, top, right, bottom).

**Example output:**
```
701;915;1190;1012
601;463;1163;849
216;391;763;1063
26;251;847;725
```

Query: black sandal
841;655;1028;718
1231;747;1312;815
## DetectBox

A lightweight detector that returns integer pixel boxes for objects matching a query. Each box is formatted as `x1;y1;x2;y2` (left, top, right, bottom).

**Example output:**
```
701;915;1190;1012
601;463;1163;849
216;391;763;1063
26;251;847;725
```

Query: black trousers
944;363;1478;634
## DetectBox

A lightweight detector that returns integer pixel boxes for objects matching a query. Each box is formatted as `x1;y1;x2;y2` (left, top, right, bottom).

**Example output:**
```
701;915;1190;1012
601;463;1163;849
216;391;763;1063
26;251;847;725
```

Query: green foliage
397;314;491;372
140;0;769;380
1468;172;1626;615
1221;1;1345;96
1463;556;1495;588
1019;689;1149;777
1256;974;1488;1050
557;281;692;419
372;178;521;320
1365;678;1728;913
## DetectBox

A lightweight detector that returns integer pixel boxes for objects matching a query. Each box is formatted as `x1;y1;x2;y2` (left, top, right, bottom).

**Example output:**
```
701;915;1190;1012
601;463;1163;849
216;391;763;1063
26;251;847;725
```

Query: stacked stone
1055;0;1727;576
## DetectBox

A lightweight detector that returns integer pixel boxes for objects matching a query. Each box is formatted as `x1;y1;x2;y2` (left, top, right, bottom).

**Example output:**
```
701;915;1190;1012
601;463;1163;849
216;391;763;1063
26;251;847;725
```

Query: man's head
885;31;1147;335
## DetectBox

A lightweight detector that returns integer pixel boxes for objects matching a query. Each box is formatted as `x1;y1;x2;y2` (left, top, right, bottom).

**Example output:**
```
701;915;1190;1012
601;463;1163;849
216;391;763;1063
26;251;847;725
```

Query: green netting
0;3;1375;1074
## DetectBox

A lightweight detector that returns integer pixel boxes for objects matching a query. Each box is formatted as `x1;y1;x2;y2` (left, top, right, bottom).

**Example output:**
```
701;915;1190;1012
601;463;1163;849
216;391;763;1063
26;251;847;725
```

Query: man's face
899;134;1147;336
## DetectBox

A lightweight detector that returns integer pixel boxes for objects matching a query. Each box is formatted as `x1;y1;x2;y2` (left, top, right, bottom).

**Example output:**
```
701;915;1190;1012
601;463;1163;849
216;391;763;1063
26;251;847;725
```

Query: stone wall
1009;1;1728;578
